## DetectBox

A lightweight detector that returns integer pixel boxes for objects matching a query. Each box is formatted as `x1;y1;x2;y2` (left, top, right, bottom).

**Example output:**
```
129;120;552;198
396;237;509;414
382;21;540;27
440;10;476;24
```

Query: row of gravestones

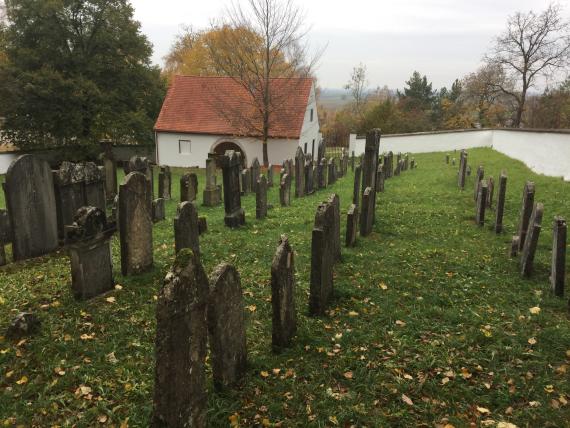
456;151;567;300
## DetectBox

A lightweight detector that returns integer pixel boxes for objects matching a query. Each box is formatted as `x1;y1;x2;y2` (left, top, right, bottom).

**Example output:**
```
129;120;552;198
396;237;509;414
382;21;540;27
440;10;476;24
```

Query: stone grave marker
516;181;535;251
304;160;314;195
203;158;221;206
280;173;291;207
328;193;341;262
250;157;261;192
152;198;165;222
101;151;117;202
180;172;198;202
486;176;495;208
328;158;336;185
267;164;274;187
551;216;566;297
319;158;328;189
271;236;296;351
495;172;508;233
294;147;305;197
241;169;251;194
221;151;245;228
174;201;200;256
309;201;335;316
475;180;488;226
256;175;268;219
376;164;385;192
361;129;381;224
520;202;544;277
158;166;171;200
353;164;362;206
359;187;374;236
346;204;358;247
474;165;484;200
53;162;88;239
0;210;10;266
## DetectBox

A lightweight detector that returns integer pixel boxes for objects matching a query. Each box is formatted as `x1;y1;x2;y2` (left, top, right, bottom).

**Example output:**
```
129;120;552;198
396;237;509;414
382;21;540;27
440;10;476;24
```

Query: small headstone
203;158;221;206
520;202;544;277
271;235;297;351
221;151;246;228
256;175;268;219
466;165;472;176
158;166;172;200
152;249;208;428
510;236;520;258
551;216;566;297
495;172;508;233
180;172;198;202
101;151;118;201
174;201;200;257
486;176;495;208
446;154;450;164
241;169;251;194
452;158;456;166
152;198;166;222
6;312;41;339
250;157;261;192
475;180;488;226
353;164;362;206
359;187;374;237
516;181;535;251
346;204;358;247
376;164;385;193
279;173;291;207
207;263;247;390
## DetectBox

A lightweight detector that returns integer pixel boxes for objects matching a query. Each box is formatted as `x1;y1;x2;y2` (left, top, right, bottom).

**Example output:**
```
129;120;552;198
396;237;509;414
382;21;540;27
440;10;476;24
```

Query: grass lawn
0;147;569;427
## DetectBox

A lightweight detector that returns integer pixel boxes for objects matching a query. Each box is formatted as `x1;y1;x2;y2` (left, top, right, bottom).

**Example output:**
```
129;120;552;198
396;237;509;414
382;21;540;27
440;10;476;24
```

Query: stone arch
211;139;247;168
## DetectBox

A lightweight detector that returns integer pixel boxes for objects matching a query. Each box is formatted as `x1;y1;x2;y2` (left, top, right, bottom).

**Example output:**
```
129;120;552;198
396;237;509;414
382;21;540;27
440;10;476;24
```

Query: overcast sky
130;0;565;90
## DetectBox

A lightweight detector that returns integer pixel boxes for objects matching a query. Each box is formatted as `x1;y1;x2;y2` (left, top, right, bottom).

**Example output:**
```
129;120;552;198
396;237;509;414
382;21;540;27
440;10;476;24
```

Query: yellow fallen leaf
403;373;413;380
395;320;406;327
544;385;554;393
114;284;123;290
379;282;388;290
105;296;116;303
75;385;92;397
247;305;257;313
16;375;28;385
343;371;353;379
228;413;239;427
348;311;359;317
260;371;269;378
272;368;281;375
402;394;413;406
328;415;338;425
120;418;129;428
5;370;13;378
529;401;541;407
461;367;472;379
98;414;108;423
529;306;541;315
528;337;537;345
497;423;518;428
262;418;270;427
476;406;490;414
80;333;95;340
441;377;450;385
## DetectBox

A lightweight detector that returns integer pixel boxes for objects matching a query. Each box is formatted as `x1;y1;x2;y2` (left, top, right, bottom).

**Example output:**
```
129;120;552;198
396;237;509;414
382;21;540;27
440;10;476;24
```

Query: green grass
0;148;569;427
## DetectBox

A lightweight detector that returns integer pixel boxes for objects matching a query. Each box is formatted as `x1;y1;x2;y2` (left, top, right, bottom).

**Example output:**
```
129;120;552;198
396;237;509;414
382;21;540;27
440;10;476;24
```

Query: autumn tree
208;0;319;166
485;3;570;127
344;63;368;117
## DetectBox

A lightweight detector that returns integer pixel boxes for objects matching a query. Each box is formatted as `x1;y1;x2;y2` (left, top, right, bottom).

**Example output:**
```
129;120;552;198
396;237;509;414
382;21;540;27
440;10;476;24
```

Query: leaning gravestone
475;180;488;226
551;216;566;297
181;172;198;202
250;157;261;192
66;206;114;300
203;158;221;206
280;173;291;207
119;172;153;276
520;202;544;277
309;201;335;316
294;147;305;198
221;151;245;228
158;166;171;200
271;235;297;351
207;263;247;390
3;155;58;260
174;201;200;256
346;204;358;247
495;172;508;233
152;249;209;428
256;175;268;219
516;181;535;251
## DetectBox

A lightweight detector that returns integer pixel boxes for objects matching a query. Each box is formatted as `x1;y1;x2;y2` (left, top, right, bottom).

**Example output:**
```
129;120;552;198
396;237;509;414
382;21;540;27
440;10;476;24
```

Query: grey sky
130;0;565;90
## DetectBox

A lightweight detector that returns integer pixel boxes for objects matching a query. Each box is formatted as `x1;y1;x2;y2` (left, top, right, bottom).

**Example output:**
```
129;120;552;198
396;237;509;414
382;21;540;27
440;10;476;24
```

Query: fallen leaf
260;371;269;378
497;423;518;428
74;385;92;397
16;375;28;385
247;305;257;313
229;413;239;427
379;282;388;290
395;320;406;327
544;385;554;393
402;394;413;406
328;415;338;425
105;296;116;303
106;352;118;364
441;377;450;385
98;415;108;423
476;406;490;414
348;311;359;317
528;337;537;345
114;284;123;290
529;306;541;315
529;401;541;407
343;371;353;379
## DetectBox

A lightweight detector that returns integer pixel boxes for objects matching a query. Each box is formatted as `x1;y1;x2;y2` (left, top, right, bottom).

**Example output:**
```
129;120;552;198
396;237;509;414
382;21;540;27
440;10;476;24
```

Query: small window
304;142;308;154
179;139;191;154
310;109;314;122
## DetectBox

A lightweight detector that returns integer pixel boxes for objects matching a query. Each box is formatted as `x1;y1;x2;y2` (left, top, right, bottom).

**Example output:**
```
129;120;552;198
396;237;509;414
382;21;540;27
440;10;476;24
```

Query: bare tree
344;63;368;117
208;0;320;166
485;3;570;127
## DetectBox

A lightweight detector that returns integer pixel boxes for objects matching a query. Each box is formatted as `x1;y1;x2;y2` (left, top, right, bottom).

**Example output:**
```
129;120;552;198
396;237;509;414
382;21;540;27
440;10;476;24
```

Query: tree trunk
262;140;269;167
514;85;528;128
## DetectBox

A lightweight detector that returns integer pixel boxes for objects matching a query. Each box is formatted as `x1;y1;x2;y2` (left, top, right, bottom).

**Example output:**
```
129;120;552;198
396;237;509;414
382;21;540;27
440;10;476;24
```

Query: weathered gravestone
256;175;268;219
495;172;508;233
319;158;328;189
174;201;200;256
312;165;319;193
203;158;221;206
294;147;305;197
127;156;153;200
84;163;107;211
267;164;274;187
520;202;544;277
158;166;171;200
516;181;535;251
0;210;10;266
457;151;468;189
279;173;291;207
309;201;335;316
385;151;394;178
351;150;355;172
304;160;314;195
241;169;251;194
53;162;88;239
207;263;247;390
119;172;153;276
3;155;58;260
100;151;117;201
271;235;297;351
152;249;208;428
486;176;495;208
250;158;261;192
361;129;381;224
452;158;456;166
353;164;362;206
551;216;566;297
446;154;450;164
474;166;484;201
328;193;341;262
152;198;165;222
475;180;488;226
66;206;114;300
376;164;385;192
359;187;374;237
346;204;359;247
180;172;198;202
328;158;336;185
221;151;246;228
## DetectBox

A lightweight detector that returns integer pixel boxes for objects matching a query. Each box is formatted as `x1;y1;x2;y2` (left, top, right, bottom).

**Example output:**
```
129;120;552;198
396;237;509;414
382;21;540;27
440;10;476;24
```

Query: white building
154;76;320;168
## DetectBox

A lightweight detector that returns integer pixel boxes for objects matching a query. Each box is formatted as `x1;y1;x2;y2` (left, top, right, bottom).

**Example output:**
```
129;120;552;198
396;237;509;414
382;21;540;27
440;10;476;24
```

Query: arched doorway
212;141;247;168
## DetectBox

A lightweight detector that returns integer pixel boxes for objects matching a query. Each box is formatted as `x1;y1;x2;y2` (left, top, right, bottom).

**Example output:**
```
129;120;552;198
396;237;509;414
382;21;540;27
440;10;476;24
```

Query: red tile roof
154;75;313;139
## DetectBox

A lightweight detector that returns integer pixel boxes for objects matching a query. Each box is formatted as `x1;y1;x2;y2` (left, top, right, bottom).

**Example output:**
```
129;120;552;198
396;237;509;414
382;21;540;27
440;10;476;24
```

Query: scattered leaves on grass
402;394;414;406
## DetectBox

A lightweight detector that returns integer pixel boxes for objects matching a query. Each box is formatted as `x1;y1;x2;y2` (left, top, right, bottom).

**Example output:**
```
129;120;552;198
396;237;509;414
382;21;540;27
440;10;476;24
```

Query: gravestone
346;204;358;247
404;154;409;170
152;249;208;428
475;180;488;226
241;169;251;194
467;165;472;176
101;152;117;201
520;202;544;277
3;155;58;260
494;172;508;233
127;156;153;200
385;151;394;178
328;193;341;262
267;164;274;187
81;163;106;219
452;158;456;166
359;187;374;237
256;175;268;219
510;236;520;258
180;172;198;202
312;165;318;194
328;158;336;185
353;164;362;206
271;235;297;351
221;151;246;228
304;160;314;195
207;263;247;390
411;158;416;169
152;198;165;222
66;206;114;300
53;162;88;239
174;201;200;256
376;164;385;193
0;210;10;266
119;172;153;276
319;158;328;189
279;173;291;207
516;181;535;251
361;129;381;224
294;147;305;197
203;158;221;206
351;150;355;172
158;166;172;200
551;216;566;297
250;157;261;192
474;165;484;200
457;151;467;189
309;201;335;316
486;176;495;208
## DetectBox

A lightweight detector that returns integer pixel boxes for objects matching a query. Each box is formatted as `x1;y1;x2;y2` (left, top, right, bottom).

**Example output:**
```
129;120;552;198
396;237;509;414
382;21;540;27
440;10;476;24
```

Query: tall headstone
551;216;566;297
359;187;374;237
328;158;335;185
53;162;88;239
520;202;544;277
83;163;106;210
495;172;508;234
158;166;172;200
516;181;535;251
174;201;200;256
353;164;362;206
250;157;261;192
328;193;341;262
119;172;153;276
309;201;335;316
294;147;305;197
304;160;314;195
475;180;488;226
458;151;468;189
361;129;381;223
221;151;246;228
180;172;198;202
3;155;58;260
101;152;117;202
256;175;268;219
207;263;247;390
271;235;296;351
346;204;358;247
203;158;221;206
152;249;208;428
279;173;291;207
351;150;355;172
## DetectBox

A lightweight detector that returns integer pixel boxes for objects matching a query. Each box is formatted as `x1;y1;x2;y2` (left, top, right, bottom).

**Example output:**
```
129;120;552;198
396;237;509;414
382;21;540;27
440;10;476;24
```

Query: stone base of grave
69;234;114;300
203;186;222;206
224;209;245;228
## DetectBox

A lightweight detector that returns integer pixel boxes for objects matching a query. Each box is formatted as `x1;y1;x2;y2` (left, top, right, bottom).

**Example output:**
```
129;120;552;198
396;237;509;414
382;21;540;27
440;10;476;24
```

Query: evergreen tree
400;71;435;111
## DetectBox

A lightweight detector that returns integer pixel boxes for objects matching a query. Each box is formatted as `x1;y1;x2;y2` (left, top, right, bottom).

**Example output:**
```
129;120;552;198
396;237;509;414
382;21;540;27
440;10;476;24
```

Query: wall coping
355;128;570;139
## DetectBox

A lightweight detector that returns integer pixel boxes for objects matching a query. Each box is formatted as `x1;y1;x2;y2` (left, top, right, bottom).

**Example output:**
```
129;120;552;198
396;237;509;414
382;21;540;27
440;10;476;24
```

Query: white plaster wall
298;84;320;156
0;153;18;175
